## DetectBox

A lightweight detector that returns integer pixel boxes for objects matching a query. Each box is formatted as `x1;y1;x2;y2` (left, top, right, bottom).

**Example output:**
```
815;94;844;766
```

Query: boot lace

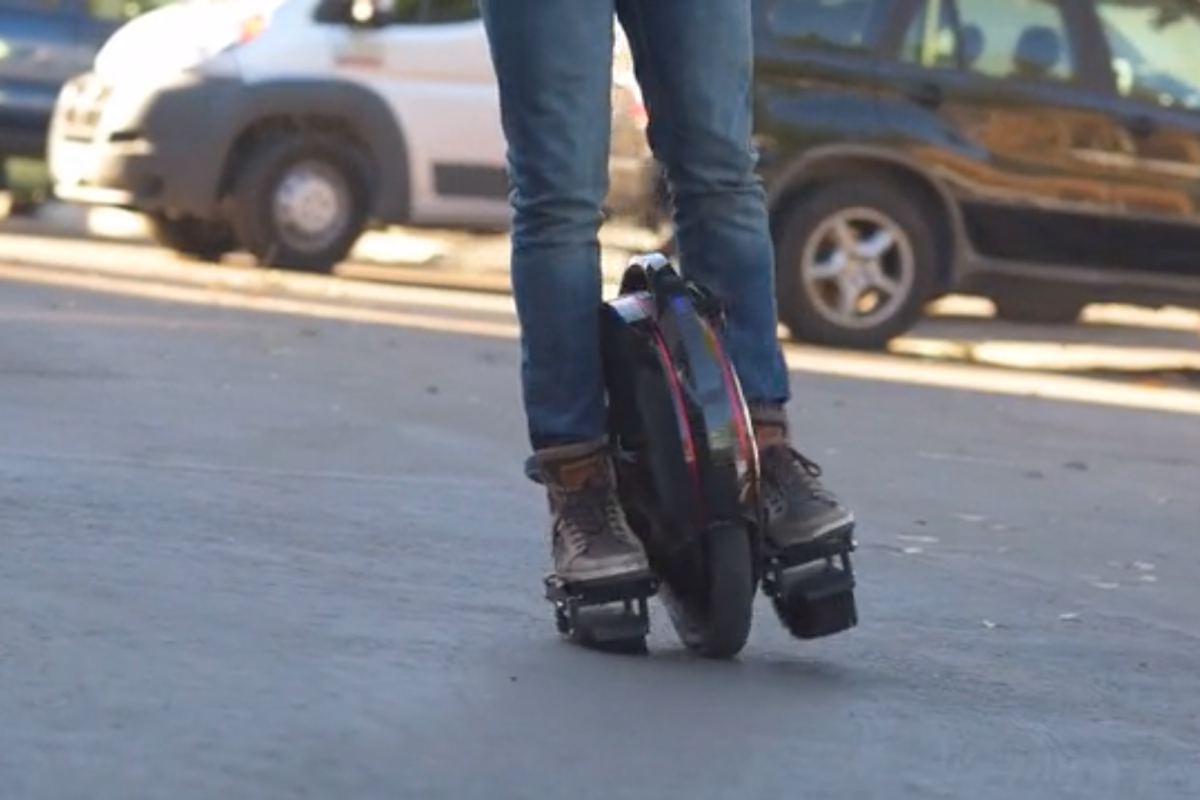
555;483;631;554
761;446;839;507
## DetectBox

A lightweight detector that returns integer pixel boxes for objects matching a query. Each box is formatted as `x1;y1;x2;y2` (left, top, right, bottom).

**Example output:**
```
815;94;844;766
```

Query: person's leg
615;0;854;546
479;0;648;581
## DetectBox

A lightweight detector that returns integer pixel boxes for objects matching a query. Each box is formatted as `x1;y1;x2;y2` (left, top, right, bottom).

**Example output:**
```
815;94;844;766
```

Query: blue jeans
480;0;791;450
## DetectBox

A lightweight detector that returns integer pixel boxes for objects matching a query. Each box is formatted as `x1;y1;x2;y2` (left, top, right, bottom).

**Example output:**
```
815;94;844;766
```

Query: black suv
752;0;1200;349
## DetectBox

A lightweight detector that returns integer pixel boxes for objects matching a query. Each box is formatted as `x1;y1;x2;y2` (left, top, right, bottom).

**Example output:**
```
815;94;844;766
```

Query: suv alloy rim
799;207;917;331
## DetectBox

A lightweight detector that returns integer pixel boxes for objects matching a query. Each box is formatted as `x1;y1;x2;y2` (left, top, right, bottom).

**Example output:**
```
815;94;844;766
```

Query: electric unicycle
528;252;859;658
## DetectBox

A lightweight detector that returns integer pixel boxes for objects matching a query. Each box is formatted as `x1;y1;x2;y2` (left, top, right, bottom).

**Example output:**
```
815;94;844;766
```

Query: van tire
146;213;237;262
228;134;372;274
774;178;938;350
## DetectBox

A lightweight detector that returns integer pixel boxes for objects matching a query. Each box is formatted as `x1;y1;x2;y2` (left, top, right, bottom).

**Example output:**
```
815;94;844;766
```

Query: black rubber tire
660;523;756;660
145;213;237;262
990;290;1085;325
228;134;371;274
775;178;939;350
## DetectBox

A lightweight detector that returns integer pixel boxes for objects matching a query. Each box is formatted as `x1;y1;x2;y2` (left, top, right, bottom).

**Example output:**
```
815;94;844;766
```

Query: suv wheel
228;134;371;274
146;213;237;262
775;179;938;350
989;289;1085;325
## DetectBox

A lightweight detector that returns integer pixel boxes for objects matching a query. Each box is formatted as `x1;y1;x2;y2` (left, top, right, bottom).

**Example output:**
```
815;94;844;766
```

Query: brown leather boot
535;438;650;584
750;405;855;549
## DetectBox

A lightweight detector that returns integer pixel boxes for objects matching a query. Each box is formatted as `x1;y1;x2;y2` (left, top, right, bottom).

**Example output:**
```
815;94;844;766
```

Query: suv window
901;0;1077;83
769;0;885;51
899;0;956;68
1095;0;1200;110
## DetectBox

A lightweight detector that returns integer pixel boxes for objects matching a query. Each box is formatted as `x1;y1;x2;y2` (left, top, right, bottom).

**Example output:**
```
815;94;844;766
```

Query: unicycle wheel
659;523;756;660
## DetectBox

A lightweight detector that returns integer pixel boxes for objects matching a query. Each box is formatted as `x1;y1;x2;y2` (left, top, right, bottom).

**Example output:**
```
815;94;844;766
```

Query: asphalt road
2;233;1199;799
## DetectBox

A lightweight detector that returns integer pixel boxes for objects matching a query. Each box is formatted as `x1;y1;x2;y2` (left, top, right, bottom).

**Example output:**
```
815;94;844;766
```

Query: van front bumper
47;71;245;217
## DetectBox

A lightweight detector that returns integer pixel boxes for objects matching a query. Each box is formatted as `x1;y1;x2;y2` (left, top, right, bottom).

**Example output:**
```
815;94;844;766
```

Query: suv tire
775;178;938;350
989;289;1085;325
228;134;372;274
146;213;237;262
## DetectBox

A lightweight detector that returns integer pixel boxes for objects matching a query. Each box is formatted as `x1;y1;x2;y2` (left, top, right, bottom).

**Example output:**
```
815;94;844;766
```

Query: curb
3;202;655;295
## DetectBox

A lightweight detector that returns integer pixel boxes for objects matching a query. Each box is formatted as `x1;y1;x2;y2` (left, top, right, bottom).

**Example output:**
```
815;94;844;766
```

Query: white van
47;0;658;272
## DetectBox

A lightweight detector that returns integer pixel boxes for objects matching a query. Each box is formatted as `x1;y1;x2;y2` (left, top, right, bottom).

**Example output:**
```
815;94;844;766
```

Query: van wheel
989;289;1085;325
775;179;938;350
228;134;371;274
146;213;237;262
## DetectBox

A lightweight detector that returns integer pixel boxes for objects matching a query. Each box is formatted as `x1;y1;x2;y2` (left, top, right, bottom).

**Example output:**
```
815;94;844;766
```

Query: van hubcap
800;208;915;330
272;161;350;252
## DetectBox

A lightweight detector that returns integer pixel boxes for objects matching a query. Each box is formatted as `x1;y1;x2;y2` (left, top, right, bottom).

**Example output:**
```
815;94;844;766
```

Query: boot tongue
749;404;790;451
556;454;606;492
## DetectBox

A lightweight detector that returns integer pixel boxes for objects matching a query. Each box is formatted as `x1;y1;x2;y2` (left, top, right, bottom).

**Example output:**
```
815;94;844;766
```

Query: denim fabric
479;0;792;450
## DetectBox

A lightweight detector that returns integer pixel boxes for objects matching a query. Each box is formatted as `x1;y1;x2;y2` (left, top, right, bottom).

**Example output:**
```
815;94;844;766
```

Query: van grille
58;76;112;142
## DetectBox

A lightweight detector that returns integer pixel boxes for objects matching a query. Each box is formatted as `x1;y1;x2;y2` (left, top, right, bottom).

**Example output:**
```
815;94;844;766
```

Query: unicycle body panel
602;254;760;533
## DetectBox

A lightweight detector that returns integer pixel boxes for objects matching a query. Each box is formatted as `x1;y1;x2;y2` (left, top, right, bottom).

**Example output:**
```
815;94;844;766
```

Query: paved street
2;228;1199;799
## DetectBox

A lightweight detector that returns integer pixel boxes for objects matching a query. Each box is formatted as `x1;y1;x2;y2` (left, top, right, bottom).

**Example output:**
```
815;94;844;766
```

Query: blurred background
2;0;1198;376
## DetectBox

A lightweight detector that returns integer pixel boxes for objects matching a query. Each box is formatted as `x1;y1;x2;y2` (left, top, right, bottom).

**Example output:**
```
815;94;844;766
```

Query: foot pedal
544;572;658;654
768;563;858;639
768;524;856;566
762;526;859;641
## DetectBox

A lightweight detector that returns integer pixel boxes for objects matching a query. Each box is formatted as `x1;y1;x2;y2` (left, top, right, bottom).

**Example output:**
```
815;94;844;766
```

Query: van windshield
89;0;274;22
88;0;178;22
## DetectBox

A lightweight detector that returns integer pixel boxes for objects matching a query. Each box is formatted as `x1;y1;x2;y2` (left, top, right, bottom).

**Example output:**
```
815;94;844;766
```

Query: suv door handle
905;81;943;108
1121;114;1155;138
